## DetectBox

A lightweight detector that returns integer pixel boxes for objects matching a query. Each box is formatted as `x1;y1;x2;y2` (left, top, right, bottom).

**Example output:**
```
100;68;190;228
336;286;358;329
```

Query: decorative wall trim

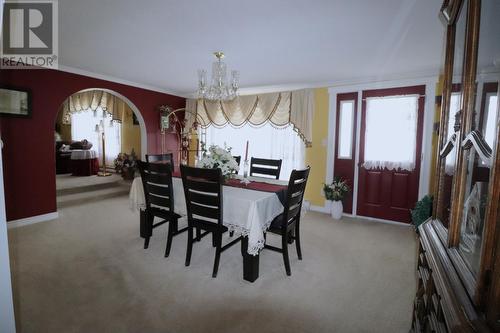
7;212;59;229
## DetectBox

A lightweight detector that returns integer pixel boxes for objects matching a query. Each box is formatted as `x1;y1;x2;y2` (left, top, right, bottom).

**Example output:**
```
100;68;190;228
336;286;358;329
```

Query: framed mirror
435;0;467;230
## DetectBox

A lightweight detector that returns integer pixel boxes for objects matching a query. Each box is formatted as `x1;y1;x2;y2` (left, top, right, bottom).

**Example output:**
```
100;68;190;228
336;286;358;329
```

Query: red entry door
357;85;425;223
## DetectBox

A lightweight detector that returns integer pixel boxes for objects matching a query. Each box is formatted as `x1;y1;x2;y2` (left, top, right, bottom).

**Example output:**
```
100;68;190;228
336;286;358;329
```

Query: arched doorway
54;88;146;208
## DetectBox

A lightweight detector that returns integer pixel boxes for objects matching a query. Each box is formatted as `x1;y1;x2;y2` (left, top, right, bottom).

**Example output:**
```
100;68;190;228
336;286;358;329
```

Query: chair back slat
146;183;171;197
137;160;174;212
146;153;174;172
181;165;223;225
250;157;282;179
280;167;310;228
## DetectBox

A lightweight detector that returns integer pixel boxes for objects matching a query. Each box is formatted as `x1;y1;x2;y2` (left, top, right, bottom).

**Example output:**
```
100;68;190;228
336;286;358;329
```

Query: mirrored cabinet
413;0;500;331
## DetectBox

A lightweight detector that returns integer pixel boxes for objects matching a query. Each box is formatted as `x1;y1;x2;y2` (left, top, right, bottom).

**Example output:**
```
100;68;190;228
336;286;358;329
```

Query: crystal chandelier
197;51;239;101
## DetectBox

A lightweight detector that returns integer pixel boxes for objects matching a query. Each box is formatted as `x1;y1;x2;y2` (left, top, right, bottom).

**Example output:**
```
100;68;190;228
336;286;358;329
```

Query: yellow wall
121;107;141;157
55;108;71;141
304;88;329;207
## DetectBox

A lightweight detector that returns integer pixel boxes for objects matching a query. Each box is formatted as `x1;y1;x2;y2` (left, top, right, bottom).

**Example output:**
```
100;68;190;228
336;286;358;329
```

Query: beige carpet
7;196;416;333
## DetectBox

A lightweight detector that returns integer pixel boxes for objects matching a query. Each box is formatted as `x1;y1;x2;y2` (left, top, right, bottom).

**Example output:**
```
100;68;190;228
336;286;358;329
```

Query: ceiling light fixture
197;51;239;101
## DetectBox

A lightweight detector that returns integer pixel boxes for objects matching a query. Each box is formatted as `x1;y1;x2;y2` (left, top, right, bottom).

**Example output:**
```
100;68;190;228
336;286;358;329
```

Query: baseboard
7;212;59;229
355;215;412;227
310;204;330;214
308;204;411;227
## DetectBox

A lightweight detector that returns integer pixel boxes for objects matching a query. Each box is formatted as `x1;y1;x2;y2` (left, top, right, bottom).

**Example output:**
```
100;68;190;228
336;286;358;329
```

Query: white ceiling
58;0;445;96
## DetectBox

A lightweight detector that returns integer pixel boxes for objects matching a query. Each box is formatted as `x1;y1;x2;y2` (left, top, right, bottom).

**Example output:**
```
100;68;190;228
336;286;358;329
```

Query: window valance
61;90;126;124
187;89;314;146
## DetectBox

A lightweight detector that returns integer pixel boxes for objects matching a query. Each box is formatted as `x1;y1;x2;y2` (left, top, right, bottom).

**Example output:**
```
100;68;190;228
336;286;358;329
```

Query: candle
244;140;249;161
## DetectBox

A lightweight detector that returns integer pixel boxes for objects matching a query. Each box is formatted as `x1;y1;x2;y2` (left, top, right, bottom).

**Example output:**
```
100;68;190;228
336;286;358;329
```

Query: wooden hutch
412;0;499;332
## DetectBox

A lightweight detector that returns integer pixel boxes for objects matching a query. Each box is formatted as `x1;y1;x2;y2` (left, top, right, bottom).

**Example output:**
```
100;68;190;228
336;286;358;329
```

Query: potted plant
323;177;350;220
198;144;239;179
114;149;138;180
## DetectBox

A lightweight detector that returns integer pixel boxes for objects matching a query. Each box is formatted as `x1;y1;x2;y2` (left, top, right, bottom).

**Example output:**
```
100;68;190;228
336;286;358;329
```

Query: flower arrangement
198;144;239;177
323;177;350;201
114;149;138;180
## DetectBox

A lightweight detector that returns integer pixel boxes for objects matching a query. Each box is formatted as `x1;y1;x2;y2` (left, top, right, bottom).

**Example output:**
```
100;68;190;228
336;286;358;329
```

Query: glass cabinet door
457;0;500;277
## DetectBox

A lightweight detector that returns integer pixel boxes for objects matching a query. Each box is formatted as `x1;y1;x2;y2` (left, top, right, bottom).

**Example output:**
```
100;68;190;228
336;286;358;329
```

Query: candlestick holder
243;160;249;178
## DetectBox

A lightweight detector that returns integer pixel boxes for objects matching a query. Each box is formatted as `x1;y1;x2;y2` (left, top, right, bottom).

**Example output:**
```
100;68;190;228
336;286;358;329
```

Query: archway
54;88;147;208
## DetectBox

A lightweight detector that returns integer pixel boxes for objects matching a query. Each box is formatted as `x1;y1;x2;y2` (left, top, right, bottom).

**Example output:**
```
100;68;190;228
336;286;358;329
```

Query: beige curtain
196;89;314;146
62;90;126;124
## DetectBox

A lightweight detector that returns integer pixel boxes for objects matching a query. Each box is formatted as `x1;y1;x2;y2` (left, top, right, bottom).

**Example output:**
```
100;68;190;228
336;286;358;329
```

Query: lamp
95;119;111;177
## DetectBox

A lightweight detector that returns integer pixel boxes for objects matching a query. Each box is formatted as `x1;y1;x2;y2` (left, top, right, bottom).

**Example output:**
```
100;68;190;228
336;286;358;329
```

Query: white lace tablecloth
70;149;97;160
129;177;285;255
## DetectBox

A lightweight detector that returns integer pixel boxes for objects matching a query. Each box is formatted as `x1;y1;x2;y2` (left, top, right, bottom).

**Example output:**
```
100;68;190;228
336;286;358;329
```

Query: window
338;100;354;159
448;92;461;139
484;94;498;149
203;122;305;180
363;95;418;171
71;108;121;166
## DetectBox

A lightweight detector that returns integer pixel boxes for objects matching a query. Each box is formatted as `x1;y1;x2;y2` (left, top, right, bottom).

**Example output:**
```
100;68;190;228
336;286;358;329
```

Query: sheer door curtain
363;95;419;171
71;109;121;166
204;122;305;180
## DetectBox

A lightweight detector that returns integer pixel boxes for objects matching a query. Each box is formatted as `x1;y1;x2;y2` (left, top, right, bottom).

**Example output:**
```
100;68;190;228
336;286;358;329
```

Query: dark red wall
0;68;185;221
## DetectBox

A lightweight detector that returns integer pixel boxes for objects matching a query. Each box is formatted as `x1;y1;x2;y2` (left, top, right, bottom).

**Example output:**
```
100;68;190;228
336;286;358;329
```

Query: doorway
356;85;425;223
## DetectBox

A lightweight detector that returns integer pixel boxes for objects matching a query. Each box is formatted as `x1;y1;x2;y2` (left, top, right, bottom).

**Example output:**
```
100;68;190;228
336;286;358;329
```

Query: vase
331;200;343;220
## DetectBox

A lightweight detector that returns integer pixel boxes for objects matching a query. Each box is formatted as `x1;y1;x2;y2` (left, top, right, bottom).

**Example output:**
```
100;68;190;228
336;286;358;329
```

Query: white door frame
326;76;438;219
0;0;17;330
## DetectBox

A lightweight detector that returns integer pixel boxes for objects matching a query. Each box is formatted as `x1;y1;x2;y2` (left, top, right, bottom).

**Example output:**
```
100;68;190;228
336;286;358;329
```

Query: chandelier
197;51;239;101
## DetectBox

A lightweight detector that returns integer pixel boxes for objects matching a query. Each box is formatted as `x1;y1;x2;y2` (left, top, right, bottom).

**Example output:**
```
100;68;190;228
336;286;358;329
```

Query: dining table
129;173;288;282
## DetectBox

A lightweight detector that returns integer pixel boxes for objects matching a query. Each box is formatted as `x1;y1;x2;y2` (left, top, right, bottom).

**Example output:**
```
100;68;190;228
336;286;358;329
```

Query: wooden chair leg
185;226;193;266
212;232;217;247
282;233;291;276
295;224;302;260
164;219;177;258
196;227;201;241
229;231;234;237
212;232;222;278
143;213;153;249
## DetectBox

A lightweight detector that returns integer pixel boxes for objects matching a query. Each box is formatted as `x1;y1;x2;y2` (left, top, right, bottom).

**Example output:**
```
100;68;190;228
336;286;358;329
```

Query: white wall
0;0;18;331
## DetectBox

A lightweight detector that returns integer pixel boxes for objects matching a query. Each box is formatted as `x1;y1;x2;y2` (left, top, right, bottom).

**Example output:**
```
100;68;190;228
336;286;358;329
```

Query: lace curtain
62;90;126;124
204;122;305;180
191;89;314;146
363;95;418;171
71;109;121;166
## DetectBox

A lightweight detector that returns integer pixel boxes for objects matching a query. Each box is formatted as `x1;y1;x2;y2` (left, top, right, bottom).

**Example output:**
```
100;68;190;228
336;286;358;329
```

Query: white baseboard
307;203;411;227
310;204;330;214
7;212;59;229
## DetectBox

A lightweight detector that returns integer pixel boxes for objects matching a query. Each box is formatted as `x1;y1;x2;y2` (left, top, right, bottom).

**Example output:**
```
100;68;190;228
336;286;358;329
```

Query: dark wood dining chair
180;165;241;278
137;160;187;256
250;157;282;179
233;155;241;167
146;153;174;172
264;167;310;276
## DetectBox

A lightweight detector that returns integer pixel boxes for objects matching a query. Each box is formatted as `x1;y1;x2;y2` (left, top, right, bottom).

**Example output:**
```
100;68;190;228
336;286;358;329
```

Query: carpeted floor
7;196;416;333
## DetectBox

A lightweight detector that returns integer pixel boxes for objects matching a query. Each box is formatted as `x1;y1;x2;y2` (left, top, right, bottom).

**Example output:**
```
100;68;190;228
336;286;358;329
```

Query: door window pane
363;95;419;171
338;100;354;159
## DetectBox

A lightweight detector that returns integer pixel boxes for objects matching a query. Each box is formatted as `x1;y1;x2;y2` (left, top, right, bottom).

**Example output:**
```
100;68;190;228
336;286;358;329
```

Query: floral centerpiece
114;149;138;180
198;144;239;178
323;177;350;220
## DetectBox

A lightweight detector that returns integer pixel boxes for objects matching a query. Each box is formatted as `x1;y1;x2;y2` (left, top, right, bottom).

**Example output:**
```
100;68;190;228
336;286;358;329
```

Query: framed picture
0;87;31;117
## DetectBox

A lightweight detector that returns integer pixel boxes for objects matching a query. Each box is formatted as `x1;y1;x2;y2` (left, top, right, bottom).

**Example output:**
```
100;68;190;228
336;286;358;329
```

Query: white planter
330;200;343;220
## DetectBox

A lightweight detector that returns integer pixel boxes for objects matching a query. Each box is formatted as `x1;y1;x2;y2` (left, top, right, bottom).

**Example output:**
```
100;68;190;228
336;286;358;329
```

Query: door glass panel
363;95;418;171
338;100;354;159
458;0;499;276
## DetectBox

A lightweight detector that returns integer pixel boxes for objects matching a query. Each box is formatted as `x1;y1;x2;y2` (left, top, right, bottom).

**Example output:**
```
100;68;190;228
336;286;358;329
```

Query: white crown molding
7;212;59;229
234;69;441;96
56;65;189;98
